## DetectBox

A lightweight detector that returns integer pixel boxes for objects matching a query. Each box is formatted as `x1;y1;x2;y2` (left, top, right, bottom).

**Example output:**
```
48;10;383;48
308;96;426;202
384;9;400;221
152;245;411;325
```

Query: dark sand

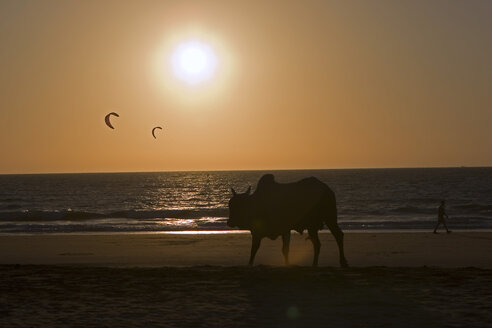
0;232;491;327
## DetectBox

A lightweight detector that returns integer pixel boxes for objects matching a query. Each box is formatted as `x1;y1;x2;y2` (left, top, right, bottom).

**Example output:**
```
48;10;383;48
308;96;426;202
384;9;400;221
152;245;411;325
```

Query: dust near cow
227;174;348;267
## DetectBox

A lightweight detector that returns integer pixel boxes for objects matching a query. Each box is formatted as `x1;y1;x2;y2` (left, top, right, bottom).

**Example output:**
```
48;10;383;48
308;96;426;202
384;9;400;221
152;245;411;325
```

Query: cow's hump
256;174;275;191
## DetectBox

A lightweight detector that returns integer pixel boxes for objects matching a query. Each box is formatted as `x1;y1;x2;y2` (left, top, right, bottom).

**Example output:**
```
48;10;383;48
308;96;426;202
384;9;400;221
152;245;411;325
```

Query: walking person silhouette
433;200;451;234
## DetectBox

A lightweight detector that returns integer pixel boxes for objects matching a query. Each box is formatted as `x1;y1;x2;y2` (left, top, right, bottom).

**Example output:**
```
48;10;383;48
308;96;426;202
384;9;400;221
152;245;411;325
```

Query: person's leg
433;221;441;233
443;220;451;233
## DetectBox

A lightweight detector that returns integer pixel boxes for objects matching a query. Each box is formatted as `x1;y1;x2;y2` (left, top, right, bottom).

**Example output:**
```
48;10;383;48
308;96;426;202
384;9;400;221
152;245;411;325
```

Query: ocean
1;168;491;233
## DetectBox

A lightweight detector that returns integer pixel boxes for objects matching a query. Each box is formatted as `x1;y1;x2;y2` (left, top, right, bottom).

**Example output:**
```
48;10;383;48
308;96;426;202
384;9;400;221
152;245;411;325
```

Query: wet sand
0;232;491;327
0;231;491;268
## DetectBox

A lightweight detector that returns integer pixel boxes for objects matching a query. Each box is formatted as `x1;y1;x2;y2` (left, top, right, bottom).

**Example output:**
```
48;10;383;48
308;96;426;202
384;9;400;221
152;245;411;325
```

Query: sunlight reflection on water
154;230;248;235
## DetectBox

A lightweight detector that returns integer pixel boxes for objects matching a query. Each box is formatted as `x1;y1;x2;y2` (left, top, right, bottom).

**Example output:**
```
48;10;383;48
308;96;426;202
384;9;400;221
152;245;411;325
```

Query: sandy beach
0;231;491;268
1;231;491;327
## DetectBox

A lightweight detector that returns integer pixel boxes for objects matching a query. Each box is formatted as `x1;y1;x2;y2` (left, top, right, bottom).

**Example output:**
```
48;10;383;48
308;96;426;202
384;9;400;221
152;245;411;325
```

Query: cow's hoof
340;260;349;268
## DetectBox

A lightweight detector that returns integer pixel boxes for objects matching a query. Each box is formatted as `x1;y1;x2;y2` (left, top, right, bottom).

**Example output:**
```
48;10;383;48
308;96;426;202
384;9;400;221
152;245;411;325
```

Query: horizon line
1;165;490;176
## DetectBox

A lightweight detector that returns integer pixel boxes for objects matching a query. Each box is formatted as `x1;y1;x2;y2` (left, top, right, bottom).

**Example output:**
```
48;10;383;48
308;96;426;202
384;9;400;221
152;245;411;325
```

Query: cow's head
227;186;252;229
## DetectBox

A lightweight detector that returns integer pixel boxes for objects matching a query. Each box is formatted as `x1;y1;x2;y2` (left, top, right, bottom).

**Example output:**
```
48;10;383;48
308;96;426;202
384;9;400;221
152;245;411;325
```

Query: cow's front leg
249;234;262;266
281;232;291;265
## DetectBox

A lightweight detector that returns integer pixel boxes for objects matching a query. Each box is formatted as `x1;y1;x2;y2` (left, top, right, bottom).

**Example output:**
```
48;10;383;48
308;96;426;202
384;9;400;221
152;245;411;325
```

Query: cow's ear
231;188;237;196
246;186;251;195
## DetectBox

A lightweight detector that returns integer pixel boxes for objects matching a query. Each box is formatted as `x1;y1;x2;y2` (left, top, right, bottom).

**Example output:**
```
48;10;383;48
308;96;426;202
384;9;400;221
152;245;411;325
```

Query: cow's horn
231;188;237;196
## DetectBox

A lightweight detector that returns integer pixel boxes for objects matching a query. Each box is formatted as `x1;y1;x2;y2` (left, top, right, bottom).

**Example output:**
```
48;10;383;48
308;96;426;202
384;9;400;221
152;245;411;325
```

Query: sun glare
171;41;217;85
153;29;235;105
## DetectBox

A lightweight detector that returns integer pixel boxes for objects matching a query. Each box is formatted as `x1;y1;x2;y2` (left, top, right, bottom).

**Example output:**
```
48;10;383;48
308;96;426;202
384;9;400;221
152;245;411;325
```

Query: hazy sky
1;0;491;174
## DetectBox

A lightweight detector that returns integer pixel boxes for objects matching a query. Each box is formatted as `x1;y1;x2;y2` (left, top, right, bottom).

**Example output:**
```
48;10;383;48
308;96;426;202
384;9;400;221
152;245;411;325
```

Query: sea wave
389;206;435;215
1;215;491;234
0;198;25;202
0;204;23;210
339;217;492;230
0;217;230;233
0;208;230;221
453;204;492;212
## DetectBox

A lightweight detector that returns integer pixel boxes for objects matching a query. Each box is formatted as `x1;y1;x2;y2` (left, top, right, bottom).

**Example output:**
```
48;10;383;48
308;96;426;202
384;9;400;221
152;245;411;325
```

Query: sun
171;41;218;85
152;30;235;104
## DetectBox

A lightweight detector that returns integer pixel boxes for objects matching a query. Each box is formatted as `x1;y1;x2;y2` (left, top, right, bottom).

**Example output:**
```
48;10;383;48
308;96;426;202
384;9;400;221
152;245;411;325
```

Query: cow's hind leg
327;222;348;268
249;234;262;266
308;229;321;267
281;232;290;265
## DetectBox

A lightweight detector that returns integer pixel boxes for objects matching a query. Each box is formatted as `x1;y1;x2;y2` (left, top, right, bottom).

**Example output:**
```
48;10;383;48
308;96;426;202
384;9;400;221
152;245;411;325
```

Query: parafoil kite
152;126;163;139
104;112;119;129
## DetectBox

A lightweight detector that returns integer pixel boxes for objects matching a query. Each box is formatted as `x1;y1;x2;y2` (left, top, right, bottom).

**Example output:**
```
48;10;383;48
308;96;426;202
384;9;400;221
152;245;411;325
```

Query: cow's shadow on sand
237;266;442;328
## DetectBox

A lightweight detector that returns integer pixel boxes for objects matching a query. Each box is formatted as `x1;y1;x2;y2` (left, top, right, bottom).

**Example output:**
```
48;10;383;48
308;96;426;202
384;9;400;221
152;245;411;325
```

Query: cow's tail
324;189;348;268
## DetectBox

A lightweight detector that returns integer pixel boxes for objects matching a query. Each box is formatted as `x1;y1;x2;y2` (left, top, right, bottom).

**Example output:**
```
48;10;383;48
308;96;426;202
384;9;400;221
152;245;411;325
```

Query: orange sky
1;1;491;174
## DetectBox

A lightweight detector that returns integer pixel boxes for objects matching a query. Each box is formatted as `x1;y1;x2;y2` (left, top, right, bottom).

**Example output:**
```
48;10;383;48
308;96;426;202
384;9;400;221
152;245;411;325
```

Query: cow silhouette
228;174;348;267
